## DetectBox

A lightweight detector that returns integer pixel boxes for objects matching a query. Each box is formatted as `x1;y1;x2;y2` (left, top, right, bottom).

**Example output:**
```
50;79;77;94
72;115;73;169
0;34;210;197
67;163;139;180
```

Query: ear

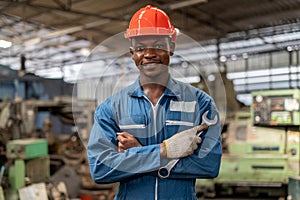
129;47;134;55
169;42;175;56
129;47;135;60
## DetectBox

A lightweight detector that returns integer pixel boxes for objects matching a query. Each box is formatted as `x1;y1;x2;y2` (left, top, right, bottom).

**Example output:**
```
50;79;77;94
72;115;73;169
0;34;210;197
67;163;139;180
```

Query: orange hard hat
125;5;177;41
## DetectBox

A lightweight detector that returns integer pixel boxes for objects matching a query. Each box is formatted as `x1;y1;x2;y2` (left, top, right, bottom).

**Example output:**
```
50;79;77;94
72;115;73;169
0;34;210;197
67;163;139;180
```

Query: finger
117;132;132;138
118;147;123;152
117;136;127;144
118;144;123;152
117;133;127;140
118;142;125;152
117;132;130;138
117;134;123;141
196;137;202;144
192;139;198;150
117;133;124;139
117;132;124;141
117;132;127;138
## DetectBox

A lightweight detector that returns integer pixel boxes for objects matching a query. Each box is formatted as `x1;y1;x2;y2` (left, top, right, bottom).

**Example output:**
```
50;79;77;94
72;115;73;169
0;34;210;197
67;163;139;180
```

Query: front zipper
153;104;159;200
153;101;159;200
143;95;163;200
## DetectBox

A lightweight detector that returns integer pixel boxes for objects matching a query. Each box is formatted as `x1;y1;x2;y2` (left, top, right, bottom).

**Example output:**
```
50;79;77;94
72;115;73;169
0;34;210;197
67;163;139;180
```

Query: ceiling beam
23;19;110;45
0;0;123;21
52;0;72;10
168;0;208;10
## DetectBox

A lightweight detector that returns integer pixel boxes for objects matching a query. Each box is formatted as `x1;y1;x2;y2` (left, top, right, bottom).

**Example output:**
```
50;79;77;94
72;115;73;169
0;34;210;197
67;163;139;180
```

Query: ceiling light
80;48;91;57
0;39;12;48
169;0;208;10
242;53;248;59
207;74;215;82
231;55;237;61
219;55;227;62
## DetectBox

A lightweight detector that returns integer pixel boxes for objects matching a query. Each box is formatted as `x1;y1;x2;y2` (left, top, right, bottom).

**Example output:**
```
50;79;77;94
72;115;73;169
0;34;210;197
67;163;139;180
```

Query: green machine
196;89;300;198
6;138;49;200
252;89;300;126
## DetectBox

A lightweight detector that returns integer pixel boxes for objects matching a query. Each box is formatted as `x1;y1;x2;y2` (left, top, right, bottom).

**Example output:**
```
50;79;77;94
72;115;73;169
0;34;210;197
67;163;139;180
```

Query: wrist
160;142;167;158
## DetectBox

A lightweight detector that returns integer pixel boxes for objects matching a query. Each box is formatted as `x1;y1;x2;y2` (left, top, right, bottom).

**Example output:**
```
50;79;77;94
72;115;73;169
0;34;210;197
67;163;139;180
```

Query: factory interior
1;0;300;199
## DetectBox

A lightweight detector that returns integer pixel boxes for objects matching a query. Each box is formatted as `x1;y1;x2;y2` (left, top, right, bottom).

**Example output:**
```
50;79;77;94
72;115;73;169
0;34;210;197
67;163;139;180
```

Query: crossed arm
117;128;203;159
117;132;167;157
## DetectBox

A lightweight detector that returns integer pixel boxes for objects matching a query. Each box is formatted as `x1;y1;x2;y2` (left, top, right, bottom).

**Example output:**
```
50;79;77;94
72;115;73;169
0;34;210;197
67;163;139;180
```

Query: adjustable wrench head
202;110;218;126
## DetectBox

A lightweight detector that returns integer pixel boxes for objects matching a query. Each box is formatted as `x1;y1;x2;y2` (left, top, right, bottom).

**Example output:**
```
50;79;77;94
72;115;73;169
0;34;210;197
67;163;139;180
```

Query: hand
117;132;142;152
163;127;202;159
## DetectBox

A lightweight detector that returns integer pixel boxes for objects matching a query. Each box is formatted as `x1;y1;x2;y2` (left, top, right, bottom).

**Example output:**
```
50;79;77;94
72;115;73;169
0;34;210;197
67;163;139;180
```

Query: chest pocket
165;100;196;135
119;115;148;139
165;117;195;135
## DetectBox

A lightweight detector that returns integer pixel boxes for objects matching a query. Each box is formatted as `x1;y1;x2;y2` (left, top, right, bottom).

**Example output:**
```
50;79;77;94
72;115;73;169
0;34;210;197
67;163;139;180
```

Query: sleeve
87;100;162;184
166;96;222;179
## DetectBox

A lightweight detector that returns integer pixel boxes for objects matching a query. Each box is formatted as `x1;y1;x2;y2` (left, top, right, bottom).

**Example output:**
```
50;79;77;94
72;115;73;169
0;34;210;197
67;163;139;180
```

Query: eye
134;46;146;52
154;43;167;50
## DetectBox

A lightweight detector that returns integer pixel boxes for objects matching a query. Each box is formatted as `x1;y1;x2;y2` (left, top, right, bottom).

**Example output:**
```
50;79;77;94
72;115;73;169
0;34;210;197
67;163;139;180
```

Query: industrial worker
87;5;222;200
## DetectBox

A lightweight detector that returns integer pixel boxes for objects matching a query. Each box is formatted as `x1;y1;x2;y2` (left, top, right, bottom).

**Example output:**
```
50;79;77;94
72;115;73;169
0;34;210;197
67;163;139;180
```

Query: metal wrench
158;110;218;178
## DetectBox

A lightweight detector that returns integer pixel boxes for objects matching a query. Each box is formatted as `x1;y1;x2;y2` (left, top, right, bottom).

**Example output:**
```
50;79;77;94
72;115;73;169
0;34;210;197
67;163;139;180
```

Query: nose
144;48;156;58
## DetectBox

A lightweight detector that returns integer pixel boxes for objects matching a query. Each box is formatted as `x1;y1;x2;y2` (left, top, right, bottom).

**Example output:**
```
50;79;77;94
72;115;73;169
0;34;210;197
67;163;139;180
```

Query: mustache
140;62;165;67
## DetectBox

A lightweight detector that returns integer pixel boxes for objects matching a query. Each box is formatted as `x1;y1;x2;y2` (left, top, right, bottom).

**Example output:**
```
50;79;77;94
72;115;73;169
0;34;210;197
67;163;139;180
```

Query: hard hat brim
125;27;176;41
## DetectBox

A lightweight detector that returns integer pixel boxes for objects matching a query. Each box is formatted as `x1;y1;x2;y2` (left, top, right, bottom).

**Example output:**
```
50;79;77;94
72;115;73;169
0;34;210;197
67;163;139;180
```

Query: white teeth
144;63;160;65
141;63;163;68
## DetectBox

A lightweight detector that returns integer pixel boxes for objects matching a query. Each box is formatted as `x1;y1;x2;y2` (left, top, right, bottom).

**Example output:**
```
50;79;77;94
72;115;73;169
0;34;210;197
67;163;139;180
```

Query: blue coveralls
87;77;222;200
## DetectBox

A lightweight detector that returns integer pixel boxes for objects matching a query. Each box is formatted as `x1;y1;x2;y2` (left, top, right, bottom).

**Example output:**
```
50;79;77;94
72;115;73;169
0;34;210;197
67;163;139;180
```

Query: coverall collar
128;76;181;99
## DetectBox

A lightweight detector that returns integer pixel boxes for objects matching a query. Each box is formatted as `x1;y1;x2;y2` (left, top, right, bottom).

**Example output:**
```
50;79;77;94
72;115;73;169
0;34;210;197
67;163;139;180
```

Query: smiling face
130;36;175;81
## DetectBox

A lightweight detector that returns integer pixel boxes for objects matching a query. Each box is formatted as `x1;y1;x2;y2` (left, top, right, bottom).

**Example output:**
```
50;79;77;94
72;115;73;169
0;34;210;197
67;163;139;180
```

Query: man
87;5;222;200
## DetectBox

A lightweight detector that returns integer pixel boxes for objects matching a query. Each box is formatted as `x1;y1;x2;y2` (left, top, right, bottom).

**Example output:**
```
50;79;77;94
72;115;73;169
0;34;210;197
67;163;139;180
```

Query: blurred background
1;0;300;199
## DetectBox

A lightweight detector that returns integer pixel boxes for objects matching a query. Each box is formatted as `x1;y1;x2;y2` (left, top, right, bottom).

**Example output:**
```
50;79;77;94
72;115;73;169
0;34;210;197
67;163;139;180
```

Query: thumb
196;137;202;144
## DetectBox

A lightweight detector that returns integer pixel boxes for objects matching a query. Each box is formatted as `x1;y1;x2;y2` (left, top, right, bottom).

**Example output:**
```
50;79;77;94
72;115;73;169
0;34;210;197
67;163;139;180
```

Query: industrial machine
0;64;117;199
196;89;300;198
252;89;300;126
0;97;107;199
6;138;49;200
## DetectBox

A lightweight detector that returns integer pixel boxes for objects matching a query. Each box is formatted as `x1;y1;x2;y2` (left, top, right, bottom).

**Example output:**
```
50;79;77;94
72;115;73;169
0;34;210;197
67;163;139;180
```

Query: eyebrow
132;38;168;46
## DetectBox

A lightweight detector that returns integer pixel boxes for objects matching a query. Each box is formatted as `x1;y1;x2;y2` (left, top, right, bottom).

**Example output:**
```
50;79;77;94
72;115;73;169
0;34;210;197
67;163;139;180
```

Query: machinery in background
0;62;118;199
0;96;119;199
5;138;49;200
252;89;300;126
196;89;300;198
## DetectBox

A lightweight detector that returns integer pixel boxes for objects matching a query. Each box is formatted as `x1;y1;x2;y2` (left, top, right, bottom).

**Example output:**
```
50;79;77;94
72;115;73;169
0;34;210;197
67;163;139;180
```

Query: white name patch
170;100;196;113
